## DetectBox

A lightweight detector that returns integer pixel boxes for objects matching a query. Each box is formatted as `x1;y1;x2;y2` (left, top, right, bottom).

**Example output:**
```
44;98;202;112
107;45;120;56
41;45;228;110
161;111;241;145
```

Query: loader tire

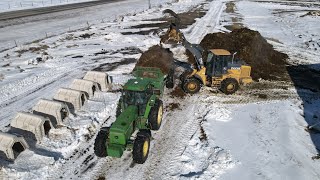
149;100;163;130
179;71;191;82
94;127;109;157
220;78;239;95
182;78;201;94
133;131;151;164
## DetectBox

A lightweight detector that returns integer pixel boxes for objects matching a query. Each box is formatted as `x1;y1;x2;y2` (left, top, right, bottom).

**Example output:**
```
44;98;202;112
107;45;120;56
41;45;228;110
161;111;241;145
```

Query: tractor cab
122;78;154;116
206;49;235;77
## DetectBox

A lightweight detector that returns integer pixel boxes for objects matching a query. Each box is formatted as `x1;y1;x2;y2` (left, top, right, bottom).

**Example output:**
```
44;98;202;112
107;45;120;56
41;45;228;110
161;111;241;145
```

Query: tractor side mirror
153;89;161;95
232;52;237;64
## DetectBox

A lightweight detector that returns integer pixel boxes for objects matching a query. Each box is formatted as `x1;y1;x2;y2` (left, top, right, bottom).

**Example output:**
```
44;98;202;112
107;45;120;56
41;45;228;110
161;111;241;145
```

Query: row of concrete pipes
0;71;112;160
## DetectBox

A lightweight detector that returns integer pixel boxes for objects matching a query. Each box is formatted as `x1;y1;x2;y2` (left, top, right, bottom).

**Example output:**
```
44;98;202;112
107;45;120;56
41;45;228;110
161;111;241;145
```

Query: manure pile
199;28;289;81
134;45;174;74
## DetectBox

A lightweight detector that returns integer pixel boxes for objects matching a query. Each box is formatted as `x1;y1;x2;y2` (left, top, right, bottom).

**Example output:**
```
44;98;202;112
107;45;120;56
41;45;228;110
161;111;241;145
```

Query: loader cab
206;49;233;77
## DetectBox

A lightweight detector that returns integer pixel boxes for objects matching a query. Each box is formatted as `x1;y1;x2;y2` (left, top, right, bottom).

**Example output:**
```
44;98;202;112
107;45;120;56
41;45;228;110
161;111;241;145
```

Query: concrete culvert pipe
69;79;99;99
83;71;112;91
53;88;87;112
0;132;29;160
10;112;53;143
32;99;70;127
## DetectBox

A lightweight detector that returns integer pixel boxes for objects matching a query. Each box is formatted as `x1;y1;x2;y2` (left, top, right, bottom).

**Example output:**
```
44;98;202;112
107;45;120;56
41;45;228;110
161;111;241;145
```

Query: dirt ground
123;5;206;36
170;86;186;98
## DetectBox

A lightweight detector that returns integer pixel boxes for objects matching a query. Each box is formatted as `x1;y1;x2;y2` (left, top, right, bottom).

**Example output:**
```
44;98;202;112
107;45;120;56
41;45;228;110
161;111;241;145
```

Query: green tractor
94;67;171;164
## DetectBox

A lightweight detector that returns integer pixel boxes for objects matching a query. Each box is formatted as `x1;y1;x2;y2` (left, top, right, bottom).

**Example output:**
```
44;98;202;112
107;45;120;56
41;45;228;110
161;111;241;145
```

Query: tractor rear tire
166;69;174;89
116;100;122;118
94;127;109;157
133;131;151;164
220;78;239;95
182;78;201;94
149;100;163;130
166;79;174;89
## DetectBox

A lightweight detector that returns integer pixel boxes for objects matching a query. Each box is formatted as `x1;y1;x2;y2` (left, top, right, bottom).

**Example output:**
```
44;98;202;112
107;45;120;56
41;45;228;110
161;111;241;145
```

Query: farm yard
0;0;319;179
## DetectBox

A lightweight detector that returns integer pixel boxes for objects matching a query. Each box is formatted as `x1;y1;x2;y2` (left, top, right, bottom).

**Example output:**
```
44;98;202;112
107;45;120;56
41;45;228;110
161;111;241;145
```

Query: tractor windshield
122;90;151;116
123;90;149;107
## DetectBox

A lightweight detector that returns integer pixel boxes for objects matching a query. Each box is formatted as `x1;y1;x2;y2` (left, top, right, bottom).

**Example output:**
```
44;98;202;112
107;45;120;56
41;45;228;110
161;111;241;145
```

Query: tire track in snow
146;1;226;178
48;116;112;179
145;101;205;180
184;0;225;44
0;65;72;106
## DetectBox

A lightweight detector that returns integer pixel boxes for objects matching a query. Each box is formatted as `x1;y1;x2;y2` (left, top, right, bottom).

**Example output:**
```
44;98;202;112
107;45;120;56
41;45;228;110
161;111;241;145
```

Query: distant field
0;0;96;12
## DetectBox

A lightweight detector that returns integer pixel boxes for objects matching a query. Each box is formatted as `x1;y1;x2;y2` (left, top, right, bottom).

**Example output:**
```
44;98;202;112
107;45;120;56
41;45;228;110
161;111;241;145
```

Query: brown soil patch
301;10;320;17
125;5;206;35
167;103;181;111
225;2;236;13
170;86;186;98
134;45;174;74
15;44;49;57
199;28;289;81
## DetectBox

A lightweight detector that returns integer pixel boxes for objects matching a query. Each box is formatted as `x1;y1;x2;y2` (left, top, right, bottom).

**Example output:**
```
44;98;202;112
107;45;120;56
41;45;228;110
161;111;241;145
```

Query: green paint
105;67;167;158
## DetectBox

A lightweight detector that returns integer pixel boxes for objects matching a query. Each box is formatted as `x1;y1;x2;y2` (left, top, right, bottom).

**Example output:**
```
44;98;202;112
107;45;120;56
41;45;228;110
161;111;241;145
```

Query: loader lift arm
161;9;253;95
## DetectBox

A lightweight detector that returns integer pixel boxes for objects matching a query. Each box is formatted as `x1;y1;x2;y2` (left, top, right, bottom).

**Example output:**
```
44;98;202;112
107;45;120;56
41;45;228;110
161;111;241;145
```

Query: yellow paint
157;105;163;126
210;49;231;56
143;140;149;157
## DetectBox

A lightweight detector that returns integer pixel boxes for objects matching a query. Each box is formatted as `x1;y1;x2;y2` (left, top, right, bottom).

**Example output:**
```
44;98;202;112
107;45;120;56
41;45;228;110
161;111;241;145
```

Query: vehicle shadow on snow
287;63;320;158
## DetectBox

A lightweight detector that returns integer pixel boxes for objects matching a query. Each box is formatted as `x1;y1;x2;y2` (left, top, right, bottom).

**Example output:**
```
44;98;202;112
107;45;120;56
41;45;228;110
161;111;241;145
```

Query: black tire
182;78;201;94
132;131;151;164
166;69;174;89
220;78;239;95
166;78;174;89
149;100;163;130
116;100;122;117
94;127;109;157
179;71;191;82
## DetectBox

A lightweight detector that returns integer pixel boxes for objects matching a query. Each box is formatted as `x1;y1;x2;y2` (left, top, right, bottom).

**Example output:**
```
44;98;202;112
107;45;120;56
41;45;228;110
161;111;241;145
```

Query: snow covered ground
0;0;320;179
0;0;96;13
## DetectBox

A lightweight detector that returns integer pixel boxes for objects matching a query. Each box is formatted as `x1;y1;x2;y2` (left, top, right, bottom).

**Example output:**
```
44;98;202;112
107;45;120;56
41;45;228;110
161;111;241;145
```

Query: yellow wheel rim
157;105;163;126
187;82;197;91
227;84;235;91
143;140;149;157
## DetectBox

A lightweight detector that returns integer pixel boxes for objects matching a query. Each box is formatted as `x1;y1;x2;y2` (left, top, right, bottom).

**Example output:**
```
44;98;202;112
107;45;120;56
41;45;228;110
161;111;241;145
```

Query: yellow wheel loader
162;9;253;95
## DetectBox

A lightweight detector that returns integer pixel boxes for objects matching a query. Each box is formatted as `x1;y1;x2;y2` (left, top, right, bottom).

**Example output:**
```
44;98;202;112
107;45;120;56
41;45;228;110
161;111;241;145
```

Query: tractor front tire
94;127;109;157
133;131;151;164
149;100;163;130
220;78;239;95
182;78;201;94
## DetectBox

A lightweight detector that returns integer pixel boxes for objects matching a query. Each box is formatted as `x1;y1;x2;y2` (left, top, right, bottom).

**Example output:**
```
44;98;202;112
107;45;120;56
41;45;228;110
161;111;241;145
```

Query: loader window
212;55;231;76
